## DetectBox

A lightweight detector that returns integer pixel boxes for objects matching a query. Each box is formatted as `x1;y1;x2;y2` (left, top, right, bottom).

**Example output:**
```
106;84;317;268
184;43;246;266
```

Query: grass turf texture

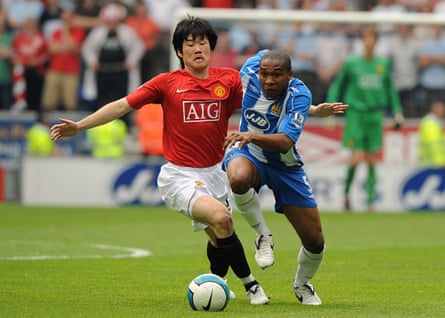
1;204;444;318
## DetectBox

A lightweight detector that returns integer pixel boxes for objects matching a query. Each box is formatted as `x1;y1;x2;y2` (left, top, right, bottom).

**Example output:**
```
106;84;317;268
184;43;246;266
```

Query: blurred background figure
0;10;12;109
209;28;240;69
135;104;164;159
419;100;445;167
86;118;128;159
327;25;404;212
278;22;318;98
417;25;445;116
26;112;58;157
388;24;422;118
81;3;144;126
72;0;102;34
143;0;190;72
314;22;349;105
42;9;85;112
39;0;65;40
12;17;48;112
6;0;43;30
125;0;160;82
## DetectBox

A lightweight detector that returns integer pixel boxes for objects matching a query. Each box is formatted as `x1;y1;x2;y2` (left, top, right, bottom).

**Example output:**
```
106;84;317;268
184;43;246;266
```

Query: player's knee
210;211;233;236
228;173;251;193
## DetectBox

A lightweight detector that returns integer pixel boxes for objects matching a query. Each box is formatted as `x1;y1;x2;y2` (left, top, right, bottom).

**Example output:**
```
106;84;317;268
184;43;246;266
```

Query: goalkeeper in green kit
327;25;404;212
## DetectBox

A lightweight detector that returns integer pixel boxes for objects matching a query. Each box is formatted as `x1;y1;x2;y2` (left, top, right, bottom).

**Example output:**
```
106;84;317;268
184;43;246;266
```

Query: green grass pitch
1;203;444;317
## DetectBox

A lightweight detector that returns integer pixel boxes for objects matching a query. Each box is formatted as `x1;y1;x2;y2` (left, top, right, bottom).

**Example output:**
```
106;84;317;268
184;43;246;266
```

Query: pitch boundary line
0;244;151;261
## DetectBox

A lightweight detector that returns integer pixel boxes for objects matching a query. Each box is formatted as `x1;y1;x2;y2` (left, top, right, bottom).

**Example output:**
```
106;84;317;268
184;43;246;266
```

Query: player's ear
177;49;183;59
288;70;294;79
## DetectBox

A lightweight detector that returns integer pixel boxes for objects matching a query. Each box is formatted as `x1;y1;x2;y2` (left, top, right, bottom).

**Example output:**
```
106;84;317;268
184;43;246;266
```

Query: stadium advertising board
20;121;445;211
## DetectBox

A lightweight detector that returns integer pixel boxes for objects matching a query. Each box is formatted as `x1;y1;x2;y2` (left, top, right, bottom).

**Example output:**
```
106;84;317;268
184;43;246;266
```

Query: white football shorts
157;162;232;231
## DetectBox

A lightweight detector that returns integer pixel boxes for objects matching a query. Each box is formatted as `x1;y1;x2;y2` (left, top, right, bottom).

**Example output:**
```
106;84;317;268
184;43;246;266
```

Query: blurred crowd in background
2;0;445;158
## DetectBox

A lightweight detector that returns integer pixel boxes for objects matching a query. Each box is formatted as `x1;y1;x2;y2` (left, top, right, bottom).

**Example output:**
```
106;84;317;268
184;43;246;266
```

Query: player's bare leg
283;205;324;305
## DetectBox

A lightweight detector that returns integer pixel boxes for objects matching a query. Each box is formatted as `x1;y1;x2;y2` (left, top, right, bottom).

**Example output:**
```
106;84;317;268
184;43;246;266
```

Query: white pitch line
0;244;151;261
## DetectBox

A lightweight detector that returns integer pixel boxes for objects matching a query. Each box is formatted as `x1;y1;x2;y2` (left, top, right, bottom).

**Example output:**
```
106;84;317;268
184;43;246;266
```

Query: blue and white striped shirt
239;50;312;167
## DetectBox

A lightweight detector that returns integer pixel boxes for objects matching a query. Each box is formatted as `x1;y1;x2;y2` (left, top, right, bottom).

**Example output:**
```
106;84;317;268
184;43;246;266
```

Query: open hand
50;118;79;141
312;102;348;117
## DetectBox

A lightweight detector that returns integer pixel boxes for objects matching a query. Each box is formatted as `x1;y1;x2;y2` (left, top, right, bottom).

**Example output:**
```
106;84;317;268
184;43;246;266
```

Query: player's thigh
267;166;316;211
365;114;383;151
157;163;231;232
342;111;365;149
224;147;261;186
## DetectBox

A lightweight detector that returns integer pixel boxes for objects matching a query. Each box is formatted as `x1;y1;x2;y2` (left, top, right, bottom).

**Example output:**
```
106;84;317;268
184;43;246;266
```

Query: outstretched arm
309;102;348;117
50;98;133;141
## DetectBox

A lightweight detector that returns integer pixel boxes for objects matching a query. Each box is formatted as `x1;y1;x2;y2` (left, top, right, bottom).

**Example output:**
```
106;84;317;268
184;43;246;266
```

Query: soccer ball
187;273;230;311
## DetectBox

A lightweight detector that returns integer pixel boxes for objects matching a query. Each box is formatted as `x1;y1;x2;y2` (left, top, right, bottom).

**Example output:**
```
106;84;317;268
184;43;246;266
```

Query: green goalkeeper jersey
327;55;402;114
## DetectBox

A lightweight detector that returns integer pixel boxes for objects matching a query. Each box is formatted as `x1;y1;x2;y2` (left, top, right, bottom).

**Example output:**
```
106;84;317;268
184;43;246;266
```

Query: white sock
233;188;271;236
294;245;325;287
240;274;255;286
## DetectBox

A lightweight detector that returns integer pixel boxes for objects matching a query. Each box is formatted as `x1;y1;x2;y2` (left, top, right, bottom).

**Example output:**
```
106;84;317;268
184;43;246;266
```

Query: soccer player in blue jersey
223;50;347;305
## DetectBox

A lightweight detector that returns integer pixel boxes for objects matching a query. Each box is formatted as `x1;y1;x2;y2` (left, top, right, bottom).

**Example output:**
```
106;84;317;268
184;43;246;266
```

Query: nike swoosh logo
176;89;188;93
203;290;213;311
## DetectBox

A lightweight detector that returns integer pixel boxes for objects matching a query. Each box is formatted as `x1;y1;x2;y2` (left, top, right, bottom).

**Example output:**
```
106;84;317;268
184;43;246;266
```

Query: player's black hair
261;50;292;72
172;15;218;68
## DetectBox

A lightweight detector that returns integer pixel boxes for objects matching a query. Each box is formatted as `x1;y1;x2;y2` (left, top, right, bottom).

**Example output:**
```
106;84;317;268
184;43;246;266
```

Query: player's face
363;30;377;53
179;35;211;75
259;58;292;99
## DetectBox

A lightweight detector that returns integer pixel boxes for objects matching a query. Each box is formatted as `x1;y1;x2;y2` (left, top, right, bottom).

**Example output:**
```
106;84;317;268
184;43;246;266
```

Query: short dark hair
172;15;218;68
261;50;292;71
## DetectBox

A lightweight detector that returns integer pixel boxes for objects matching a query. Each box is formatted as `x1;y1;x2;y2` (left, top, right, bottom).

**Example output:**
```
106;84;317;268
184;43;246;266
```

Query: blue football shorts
223;147;317;213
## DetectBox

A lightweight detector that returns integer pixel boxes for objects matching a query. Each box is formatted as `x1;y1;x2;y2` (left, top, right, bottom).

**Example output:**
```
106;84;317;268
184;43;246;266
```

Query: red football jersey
126;68;242;168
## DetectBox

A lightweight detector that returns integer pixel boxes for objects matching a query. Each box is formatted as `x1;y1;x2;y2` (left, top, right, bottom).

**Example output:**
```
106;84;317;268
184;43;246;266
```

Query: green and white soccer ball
187;273;230;311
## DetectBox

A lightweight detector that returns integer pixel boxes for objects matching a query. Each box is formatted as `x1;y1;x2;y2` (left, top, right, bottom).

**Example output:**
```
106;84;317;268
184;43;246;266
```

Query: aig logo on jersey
244;109;270;130
183;101;221;122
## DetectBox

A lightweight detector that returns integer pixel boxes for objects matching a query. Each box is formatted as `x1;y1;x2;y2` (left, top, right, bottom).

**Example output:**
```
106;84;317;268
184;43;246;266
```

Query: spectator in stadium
388;24;421;117
26;112;58;157
86;118;127;159
327;25;404;212
12;17;48;112
223;49;347;306
72;0;102;111
135;104;164;158
191;0;236;8
81;2;144;124
314;22;349;105
42;9;85;112
0;10;12;109
125;0;160;82
209;28;240;69
39;0;64;40
72;0;102;34
50;15;270;306
419;100;445;166
143;0;191;73
417;24;445;116
6;0;43;30
370;0;406;57
279;22;318;100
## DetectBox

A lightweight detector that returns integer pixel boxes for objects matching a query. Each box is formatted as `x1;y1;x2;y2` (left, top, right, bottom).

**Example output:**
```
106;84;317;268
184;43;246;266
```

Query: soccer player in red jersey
50;16;270;305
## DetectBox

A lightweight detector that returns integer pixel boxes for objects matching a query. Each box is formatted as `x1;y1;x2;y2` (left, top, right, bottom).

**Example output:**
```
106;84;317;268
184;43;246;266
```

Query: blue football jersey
239;50;312;167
